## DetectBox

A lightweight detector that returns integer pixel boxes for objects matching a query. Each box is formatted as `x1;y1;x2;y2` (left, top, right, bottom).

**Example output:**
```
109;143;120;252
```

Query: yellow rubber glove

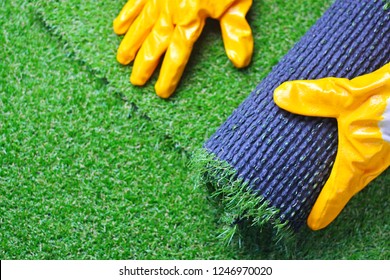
274;63;390;230
113;0;253;98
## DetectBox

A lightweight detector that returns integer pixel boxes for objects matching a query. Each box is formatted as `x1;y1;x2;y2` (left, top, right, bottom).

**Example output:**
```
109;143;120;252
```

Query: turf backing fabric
202;0;390;231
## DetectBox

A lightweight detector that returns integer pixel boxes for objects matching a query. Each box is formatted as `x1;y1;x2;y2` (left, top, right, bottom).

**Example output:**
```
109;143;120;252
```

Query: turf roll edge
194;0;390;239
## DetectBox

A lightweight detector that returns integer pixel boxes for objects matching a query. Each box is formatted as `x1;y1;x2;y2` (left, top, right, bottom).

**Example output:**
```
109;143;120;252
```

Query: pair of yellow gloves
113;0;390;230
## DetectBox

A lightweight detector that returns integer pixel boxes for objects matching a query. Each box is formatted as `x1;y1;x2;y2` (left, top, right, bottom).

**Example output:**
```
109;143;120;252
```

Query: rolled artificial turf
197;0;390;238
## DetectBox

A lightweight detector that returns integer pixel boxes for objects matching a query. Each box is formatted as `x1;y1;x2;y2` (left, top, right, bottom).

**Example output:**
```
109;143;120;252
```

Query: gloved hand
274;63;390;230
113;0;253;98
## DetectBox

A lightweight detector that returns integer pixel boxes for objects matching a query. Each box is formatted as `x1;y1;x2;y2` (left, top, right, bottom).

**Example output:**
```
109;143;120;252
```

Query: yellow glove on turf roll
274;62;390;230
113;0;253;98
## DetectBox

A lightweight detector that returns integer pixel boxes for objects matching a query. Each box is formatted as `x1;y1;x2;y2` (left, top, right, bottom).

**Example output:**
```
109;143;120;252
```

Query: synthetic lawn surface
0;0;389;259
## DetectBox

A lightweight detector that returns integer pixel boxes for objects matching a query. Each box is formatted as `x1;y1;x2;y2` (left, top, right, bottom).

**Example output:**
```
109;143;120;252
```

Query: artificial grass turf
1;1;389;259
0;2;235;260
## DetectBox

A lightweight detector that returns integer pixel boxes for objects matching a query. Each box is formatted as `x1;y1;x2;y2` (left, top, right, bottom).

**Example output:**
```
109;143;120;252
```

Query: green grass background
1;0;389;259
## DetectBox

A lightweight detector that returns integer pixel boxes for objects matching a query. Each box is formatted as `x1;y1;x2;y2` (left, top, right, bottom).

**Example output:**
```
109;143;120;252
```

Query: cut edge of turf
190;148;294;245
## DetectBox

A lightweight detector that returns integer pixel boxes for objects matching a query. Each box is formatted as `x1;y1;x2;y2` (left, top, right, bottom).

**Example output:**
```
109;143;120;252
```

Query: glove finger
274;78;354;118
274;64;390;118
307;130;390;230
220;14;253;68
130;14;174;86
307;132;358;230
155;21;205;98
220;0;253;68
113;0;148;35
116;0;159;65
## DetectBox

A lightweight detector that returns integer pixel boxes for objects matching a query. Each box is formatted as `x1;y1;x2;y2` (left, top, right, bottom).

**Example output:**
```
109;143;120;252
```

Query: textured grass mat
1;0;388;259
1;1;232;259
